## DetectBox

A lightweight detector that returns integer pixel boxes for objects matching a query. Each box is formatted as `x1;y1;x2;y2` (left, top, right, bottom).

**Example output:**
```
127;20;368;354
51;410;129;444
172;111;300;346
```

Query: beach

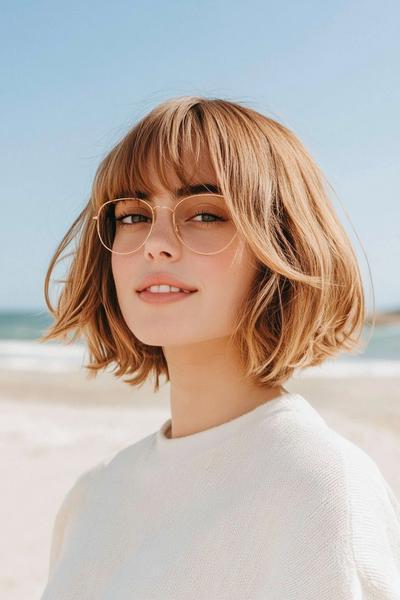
1;362;400;599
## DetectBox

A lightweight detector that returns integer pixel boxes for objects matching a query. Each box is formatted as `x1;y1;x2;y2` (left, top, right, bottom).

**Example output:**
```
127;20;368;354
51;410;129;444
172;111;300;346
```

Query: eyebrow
133;183;222;201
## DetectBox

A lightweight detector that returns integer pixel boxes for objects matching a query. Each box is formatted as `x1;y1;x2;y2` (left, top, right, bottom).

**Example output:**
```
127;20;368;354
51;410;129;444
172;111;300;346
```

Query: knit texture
40;392;400;599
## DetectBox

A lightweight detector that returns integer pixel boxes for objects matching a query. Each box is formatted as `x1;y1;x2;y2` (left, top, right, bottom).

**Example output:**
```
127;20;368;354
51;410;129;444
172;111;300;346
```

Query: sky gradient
1;0;399;312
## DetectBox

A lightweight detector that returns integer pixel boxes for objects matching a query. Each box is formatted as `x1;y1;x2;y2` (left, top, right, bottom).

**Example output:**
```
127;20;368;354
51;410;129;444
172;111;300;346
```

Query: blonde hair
40;95;372;392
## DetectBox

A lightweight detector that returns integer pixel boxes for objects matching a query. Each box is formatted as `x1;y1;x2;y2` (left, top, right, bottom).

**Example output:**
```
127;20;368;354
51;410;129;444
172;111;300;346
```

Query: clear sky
1;0;399;313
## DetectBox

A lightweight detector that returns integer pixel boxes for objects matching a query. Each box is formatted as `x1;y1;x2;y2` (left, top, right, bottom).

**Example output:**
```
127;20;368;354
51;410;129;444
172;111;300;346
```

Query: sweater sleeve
343;439;400;598
45;465;99;582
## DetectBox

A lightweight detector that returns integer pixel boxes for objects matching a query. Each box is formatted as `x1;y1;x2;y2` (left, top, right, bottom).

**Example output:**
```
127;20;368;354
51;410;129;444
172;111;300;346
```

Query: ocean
0;309;399;377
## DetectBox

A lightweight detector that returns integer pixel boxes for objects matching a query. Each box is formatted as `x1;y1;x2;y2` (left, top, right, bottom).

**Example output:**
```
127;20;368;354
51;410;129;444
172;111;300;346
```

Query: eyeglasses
92;194;238;255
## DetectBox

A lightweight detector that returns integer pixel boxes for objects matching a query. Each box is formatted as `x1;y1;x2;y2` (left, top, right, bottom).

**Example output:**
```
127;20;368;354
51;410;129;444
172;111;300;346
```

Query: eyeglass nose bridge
149;204;179;236
92;195;240;256
152;205;173;210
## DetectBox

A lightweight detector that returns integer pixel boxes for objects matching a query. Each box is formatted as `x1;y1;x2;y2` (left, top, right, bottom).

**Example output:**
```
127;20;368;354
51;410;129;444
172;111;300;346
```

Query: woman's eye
116;213;149;224
121;215;135;224
192;212;225;222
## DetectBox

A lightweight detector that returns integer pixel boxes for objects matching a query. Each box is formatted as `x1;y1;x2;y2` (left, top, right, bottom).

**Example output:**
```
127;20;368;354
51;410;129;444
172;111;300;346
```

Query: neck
163;337;287;439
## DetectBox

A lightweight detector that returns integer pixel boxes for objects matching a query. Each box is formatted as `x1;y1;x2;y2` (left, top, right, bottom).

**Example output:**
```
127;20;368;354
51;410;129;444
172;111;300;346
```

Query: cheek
202;242;258;305
111;254;135;296
224;238;257;280
111;254;121;288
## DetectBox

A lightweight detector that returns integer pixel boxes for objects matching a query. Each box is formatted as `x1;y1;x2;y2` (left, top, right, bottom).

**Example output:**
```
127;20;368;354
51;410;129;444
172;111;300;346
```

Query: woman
40;96;400;599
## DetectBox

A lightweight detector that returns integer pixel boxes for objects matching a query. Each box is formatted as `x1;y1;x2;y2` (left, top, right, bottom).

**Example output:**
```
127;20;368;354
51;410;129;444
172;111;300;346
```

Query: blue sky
1;0;399;313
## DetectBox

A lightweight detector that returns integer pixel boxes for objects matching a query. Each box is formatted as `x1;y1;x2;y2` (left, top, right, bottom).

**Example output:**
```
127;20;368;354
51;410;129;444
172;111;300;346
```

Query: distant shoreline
367;310;400;326
0;308;399;336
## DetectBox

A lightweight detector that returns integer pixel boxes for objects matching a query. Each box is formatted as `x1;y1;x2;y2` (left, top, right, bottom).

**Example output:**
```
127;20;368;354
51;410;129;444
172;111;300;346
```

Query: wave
0;340;88;372
0;340;399;377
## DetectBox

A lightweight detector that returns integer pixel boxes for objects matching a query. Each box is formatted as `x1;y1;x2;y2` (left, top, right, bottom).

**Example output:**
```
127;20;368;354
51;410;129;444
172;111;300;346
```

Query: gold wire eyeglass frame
92;194;239;256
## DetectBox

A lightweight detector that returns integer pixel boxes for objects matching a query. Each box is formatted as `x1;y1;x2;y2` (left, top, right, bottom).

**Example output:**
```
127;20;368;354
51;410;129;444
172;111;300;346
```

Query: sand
1;368;399;599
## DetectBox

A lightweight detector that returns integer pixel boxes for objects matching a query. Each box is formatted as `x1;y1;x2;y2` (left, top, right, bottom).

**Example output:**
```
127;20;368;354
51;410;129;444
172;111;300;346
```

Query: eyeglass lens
96;195;237;254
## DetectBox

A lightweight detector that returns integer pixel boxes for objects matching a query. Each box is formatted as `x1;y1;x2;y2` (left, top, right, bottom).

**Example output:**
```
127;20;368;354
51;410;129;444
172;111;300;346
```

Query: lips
140;287;192;294
136;274;198;293
137;288;197;304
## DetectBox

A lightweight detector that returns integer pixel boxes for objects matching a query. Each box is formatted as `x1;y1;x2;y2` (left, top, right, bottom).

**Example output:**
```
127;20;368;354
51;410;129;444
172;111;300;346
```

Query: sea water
0;308;399;376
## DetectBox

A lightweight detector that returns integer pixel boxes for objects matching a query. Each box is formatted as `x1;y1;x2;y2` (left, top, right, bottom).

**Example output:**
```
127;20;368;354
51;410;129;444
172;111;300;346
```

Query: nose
143;204;182;256
151;204;178;236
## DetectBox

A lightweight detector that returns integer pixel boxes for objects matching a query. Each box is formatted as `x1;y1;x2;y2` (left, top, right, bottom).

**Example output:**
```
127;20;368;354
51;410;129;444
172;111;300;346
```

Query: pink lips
137;289;197;304
136;272;198;293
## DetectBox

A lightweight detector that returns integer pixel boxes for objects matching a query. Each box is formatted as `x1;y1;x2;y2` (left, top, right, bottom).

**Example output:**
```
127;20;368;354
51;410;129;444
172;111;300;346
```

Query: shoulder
258;398;352;498
257;396;400;533
47;430;156;576
274;401;400;517
337;433;400;595
52;461;103;529
53;430;156;532
262;400;400;595
260;395;395;499
47;461;103;575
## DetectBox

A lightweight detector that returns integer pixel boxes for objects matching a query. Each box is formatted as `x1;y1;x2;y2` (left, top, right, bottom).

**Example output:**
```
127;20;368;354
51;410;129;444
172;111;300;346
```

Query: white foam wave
0;340;399;377
0;340;87;372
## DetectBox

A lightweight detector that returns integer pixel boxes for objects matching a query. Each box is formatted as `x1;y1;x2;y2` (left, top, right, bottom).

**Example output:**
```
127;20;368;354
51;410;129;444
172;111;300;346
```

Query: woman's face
111;152;259;348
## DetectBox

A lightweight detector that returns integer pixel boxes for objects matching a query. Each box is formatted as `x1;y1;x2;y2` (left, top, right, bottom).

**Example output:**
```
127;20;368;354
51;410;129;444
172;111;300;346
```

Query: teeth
144;285;190;293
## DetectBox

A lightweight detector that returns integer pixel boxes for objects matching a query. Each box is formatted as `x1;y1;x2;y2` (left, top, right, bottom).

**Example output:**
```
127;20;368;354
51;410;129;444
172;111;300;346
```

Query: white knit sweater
41;392;400;599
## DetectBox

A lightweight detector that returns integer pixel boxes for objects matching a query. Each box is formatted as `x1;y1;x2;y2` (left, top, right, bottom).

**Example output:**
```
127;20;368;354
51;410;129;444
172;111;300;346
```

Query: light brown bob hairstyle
40;95;372;393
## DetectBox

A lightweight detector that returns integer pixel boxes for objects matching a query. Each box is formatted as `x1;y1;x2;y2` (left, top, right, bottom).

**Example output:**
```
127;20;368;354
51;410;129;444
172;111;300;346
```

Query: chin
132;329;214;348
130;331;189;347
